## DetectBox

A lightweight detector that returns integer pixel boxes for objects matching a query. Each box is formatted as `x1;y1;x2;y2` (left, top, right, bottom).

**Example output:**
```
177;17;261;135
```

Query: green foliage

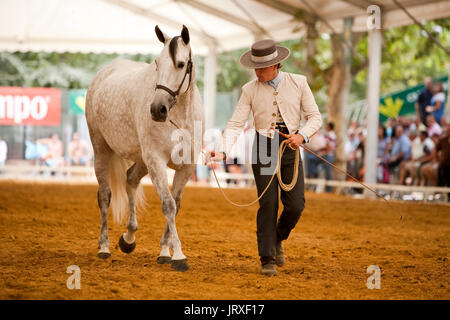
0;17;448;102
216;49;252;93
279;37;331;110
353;18;449;100
0;51;154;89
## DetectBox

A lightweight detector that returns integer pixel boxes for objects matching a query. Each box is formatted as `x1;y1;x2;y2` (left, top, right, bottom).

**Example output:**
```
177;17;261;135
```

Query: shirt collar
265;70;281;89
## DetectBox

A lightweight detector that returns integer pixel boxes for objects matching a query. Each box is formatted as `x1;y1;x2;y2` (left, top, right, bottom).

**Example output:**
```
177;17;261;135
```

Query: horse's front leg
146;156;189;271
157;164;196;264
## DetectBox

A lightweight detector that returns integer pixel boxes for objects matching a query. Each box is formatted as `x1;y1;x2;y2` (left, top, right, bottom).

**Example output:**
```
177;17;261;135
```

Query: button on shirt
266;71;309;143
217;71;322;156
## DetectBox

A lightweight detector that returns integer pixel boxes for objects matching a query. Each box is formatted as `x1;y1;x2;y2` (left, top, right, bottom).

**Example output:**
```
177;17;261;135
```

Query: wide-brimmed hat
240;39;290;69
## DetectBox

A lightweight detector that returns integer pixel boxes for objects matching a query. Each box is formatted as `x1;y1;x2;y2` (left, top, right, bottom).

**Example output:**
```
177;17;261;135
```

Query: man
345;129;360;178
399;127;434;186
304;129;327;179
436;123;450;189
415;77;433;126
206;39;322;276
37;133;64;168
322;122;336;192
387;126;411;183
68;132;92;166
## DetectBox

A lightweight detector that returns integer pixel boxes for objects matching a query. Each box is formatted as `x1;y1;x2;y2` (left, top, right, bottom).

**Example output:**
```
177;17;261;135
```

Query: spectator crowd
0;78;448;191
339;77;448;189
4;132;94;170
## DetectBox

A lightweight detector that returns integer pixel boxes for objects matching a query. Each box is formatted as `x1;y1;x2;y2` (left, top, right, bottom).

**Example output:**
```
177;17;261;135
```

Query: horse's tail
109;153;146;224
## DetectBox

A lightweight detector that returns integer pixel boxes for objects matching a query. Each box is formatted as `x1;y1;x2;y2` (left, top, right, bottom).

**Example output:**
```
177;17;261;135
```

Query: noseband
155;51;193;105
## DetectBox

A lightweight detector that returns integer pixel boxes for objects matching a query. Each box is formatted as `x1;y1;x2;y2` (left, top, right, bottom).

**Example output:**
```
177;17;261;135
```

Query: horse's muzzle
150;103;168;122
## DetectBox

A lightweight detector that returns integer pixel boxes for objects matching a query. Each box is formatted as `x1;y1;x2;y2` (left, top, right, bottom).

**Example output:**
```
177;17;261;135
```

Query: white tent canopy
1;0;450;54
1;0;449;189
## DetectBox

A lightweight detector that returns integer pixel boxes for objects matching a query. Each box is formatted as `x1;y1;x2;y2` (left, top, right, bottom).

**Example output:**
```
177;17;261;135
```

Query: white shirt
218;72;322;156
411;137;434;160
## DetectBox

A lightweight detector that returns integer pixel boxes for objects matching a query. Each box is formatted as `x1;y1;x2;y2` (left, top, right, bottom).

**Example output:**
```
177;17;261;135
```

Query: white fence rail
1;165;449;203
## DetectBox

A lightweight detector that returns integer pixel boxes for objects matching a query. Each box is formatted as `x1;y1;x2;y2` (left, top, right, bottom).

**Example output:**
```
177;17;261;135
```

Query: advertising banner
379;75;448;122
0;87;61;126
70;89;87;115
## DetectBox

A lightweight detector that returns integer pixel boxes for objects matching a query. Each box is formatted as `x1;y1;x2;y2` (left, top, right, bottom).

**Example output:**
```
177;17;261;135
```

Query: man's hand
204;151;226;168
285;134;304;150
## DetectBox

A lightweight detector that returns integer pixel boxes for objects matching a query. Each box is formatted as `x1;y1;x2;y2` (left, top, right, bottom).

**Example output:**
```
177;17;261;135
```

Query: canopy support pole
364;27;382;192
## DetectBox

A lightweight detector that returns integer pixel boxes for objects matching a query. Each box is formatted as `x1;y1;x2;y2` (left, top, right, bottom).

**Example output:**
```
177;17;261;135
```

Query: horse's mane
169;36;181;67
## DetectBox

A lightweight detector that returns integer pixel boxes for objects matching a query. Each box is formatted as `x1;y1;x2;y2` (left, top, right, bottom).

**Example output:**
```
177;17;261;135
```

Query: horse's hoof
171;259;189;272
118;235;136;254
98;251;111;259
157;256;172;264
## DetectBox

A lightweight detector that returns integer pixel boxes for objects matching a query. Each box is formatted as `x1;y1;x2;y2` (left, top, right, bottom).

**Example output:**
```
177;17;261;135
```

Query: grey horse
85;25;204;271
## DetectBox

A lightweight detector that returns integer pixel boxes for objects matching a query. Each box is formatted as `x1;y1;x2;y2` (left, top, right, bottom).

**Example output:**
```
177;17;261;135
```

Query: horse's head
151;25;192;122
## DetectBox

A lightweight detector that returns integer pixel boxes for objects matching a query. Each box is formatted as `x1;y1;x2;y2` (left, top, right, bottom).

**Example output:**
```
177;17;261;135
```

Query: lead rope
169;120;300;207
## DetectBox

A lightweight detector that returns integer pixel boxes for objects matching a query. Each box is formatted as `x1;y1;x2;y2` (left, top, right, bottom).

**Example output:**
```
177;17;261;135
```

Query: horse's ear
155;25;166;44
181;25;190;45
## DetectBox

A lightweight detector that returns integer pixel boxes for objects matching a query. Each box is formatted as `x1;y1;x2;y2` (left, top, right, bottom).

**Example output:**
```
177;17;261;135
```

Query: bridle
155;51;193;105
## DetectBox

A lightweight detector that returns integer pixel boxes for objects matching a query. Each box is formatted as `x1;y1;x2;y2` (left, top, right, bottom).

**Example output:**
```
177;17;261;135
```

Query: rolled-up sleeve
217;89;252;155
299;76;322;139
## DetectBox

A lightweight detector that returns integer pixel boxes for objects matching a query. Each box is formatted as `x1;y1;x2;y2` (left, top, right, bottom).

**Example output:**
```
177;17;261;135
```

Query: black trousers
251;127;305;264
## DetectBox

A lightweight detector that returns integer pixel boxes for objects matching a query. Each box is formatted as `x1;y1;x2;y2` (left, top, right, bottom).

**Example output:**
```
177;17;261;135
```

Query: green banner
379;75;448;122
69;89;87;115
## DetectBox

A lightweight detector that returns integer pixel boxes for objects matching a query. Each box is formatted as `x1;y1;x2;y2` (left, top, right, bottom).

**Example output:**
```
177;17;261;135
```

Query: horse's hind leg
118;162;147;254
157;165;195;265
94;143;113;259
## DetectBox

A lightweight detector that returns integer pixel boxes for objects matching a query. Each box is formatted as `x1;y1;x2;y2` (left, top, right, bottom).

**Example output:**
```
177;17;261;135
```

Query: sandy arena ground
0;181;448;299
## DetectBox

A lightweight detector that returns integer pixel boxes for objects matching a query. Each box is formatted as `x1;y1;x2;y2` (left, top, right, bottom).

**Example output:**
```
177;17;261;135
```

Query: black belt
275;122;287;128
275;122;289;136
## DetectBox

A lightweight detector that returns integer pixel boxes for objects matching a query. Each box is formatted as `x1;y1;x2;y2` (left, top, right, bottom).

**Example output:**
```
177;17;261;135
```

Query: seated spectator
387;126;411;183
426;82;446;125
420;133;441;186
348;120;359;135
305;129;328;179
426;115;442;137
377;124;391;183
68;132;92;166
354;129;366;181
36;133;64;168
385;118;397;138
436;123;450;189
399;127;434;185
323;122;336;189
406;116;417;134
345;129;360;178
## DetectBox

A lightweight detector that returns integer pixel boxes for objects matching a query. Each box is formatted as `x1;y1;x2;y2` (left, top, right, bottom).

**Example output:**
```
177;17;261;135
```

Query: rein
169;120;300;207
273;129;392;207
169;120;396;216
156;51;193;104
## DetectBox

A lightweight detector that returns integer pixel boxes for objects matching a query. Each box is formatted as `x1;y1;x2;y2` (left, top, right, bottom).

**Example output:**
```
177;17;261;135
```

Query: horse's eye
177;62;185;69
